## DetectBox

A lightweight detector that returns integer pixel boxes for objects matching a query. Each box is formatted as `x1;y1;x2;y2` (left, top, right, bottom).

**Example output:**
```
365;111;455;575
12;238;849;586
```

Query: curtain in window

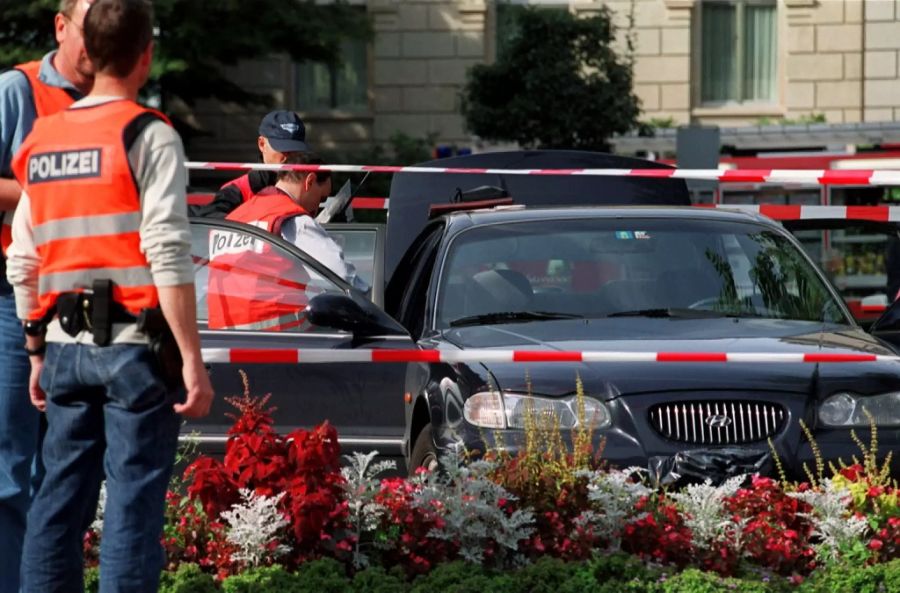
701;2;737;103
296;62;333;112
743;3;776;102
296;39;368;112
700;1;776;104
335;40;368;111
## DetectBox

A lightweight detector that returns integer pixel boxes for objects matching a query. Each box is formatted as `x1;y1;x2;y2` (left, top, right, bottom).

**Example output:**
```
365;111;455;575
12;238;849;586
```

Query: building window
700;0;777;104
295;37;368;112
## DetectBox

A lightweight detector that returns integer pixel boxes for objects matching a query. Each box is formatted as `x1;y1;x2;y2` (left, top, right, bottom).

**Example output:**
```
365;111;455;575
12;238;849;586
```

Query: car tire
409;424;439;476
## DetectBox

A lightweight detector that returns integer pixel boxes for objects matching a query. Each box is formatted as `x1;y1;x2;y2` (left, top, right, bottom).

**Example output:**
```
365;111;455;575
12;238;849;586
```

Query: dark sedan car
389;206;900;482
184;150;900;482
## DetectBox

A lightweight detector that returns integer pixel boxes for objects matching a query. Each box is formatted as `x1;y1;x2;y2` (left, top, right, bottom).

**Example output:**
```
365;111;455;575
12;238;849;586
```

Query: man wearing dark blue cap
189;110;308;218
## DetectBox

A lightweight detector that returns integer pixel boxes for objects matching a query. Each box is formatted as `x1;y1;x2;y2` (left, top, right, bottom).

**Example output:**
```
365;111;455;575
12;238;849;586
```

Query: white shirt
280;215;370;294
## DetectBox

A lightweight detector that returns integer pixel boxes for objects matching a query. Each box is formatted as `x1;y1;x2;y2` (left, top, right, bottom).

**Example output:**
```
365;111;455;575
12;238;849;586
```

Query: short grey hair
59;0;80;16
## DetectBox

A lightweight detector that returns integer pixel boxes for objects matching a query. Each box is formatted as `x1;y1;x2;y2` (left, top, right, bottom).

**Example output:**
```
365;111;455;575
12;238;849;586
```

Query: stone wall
187;0;900;165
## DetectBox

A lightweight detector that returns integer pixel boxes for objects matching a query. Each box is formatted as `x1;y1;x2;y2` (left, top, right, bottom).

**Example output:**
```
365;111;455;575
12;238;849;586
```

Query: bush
83;564;218;593
159;563;218;593
351;566;408;593
84;567;99;593
221;565;298;593
797;558;900;593
661;569;790;593
408;562;515;593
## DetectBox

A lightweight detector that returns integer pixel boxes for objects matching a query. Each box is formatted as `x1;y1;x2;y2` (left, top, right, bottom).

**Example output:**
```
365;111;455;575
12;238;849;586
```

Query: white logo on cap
280;123;300;133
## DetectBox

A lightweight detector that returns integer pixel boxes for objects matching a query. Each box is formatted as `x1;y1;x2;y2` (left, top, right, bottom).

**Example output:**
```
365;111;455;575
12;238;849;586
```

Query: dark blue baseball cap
258;110;311;152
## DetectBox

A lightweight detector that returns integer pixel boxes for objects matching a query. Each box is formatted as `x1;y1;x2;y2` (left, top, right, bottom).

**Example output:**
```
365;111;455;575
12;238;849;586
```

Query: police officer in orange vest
0;2;94;590
207;150;369;331
7;1;214;591
187;110;305;218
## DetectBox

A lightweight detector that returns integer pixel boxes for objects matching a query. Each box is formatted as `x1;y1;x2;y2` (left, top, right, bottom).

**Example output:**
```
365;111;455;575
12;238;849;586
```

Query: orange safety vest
11;100;168;321
207;187;313;331
2;60;78;255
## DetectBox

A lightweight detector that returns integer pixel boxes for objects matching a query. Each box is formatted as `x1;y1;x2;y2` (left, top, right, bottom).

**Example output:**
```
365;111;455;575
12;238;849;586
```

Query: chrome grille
648;401;786;445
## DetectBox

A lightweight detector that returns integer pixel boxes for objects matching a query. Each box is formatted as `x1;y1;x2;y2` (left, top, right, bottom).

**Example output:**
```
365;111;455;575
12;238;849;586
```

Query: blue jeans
0;291;41;593
21;343;181;593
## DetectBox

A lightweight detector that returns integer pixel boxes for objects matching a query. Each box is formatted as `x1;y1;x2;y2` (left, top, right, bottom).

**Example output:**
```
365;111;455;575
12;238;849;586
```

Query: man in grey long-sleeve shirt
7;1;213;591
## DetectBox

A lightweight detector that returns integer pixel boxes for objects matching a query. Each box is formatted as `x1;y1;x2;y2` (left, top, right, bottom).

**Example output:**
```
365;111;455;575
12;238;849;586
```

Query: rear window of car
434;217;851;328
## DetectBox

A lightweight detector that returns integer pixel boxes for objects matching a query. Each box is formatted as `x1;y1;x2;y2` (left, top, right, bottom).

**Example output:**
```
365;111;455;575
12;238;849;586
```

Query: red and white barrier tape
702;204;900;222
339;203;900;220
200;348;900;365
184;162;900;186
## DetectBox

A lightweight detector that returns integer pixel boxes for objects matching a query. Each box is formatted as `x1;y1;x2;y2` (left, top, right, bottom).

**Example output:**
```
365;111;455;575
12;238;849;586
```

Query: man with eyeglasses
0;1;94;591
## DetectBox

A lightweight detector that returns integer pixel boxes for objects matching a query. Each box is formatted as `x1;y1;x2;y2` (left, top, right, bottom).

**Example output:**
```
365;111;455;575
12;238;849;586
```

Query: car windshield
435;217;851;328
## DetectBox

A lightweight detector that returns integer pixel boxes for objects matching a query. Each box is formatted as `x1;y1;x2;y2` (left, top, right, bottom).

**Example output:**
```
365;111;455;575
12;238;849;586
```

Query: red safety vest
11;100;168;321
2;60;77;255
221;173;253;202
206;187;313;331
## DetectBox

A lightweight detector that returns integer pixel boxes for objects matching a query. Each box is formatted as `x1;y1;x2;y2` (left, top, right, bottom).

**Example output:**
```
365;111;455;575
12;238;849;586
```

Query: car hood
439;318;900;399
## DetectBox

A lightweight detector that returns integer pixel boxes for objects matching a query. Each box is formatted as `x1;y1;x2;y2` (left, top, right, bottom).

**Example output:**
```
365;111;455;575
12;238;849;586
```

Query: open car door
184;218;413;468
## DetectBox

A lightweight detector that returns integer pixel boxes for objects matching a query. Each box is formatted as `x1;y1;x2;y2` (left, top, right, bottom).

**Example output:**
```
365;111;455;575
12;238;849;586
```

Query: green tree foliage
461;6;641;151
0;0;369;134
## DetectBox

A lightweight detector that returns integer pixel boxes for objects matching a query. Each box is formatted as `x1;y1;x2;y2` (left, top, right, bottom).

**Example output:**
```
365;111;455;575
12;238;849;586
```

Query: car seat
594;279;661;313
464;269;534;317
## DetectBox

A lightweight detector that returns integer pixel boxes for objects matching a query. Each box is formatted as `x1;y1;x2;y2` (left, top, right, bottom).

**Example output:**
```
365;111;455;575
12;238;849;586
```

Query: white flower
221;488;291;567
91;481;107;535
413;449;534;566
575;467;653;550
340;451;397;568
669;475;745;553
788;479;869;561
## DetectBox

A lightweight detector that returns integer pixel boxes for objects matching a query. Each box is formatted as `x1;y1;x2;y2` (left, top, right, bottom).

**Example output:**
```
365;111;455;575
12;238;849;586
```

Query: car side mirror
305;292;406;337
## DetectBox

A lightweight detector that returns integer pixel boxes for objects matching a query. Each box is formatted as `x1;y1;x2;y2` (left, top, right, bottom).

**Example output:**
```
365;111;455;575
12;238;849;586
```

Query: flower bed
82;380;900;591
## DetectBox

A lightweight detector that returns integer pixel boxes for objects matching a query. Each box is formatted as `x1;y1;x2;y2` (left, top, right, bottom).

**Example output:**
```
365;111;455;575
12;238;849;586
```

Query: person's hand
28;356;46;412
173;358;214;417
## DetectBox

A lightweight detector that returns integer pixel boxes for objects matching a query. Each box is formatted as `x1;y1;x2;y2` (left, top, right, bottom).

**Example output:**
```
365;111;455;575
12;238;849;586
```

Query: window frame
692;0;783;115
291;3;372;116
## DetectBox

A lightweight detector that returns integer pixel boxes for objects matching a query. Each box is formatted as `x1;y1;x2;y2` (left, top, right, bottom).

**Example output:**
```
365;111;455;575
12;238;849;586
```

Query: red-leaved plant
725;475;816;575
183;376;349;566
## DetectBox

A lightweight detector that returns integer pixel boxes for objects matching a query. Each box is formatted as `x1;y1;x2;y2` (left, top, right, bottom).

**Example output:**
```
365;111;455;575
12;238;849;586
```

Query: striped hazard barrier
185;161;900;186
201;348;900;365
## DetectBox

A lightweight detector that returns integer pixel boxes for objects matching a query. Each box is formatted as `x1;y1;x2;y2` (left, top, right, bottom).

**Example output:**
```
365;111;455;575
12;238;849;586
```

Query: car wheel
409;424;440;476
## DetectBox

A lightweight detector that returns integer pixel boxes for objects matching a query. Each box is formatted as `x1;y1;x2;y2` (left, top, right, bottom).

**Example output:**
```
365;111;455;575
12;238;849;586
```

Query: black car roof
385;150;691;285
439;204;781;234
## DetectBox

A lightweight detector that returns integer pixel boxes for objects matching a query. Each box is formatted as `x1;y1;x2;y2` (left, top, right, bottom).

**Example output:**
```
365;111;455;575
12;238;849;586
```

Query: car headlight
463;391;611;430
818;392;900;427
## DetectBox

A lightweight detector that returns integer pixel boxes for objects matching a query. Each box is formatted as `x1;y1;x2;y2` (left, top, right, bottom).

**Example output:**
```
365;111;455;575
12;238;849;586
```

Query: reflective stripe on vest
32;211;142;246
206;189;311;331
11;100;166;320
2;61;77;256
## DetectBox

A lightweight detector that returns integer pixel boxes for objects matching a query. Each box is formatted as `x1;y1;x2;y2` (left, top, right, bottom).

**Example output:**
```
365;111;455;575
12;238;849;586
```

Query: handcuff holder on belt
33;279;183;388
56;279;133;346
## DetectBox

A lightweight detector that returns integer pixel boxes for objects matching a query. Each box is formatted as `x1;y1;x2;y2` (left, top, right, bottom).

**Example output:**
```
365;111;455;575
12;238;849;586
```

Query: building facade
188;0;900;163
